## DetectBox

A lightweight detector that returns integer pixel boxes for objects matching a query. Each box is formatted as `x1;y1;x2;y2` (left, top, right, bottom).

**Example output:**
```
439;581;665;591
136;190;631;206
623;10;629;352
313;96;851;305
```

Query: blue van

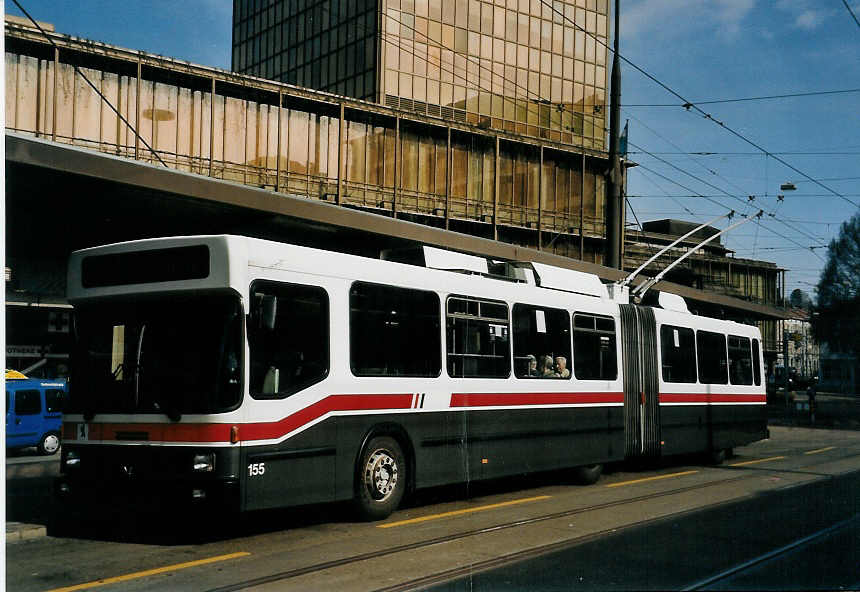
6;377;67;455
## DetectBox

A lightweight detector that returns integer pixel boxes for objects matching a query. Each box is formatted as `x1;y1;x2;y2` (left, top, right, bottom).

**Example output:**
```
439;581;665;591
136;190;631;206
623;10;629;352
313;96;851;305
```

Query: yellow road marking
378;495;551;528
45;552;251;592
804;446;836;455
729;455;785;467
605;469;699;488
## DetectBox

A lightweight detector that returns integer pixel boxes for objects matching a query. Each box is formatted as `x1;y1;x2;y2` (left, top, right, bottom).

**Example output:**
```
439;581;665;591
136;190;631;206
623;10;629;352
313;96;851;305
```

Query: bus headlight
64;450;81;469
192;452;215;472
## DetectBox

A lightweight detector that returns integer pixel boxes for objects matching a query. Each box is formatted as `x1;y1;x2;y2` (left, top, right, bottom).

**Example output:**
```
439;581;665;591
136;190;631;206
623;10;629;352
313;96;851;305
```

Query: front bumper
55;473;240;513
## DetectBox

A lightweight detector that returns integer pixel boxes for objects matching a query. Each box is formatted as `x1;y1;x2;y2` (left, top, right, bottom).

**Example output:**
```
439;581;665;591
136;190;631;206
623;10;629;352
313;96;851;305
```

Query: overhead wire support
632;211;764;300
11;0;168;168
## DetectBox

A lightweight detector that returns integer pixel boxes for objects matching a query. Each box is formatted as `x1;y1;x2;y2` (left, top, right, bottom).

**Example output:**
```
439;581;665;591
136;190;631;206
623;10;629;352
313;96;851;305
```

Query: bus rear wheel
572;463;603;485
354;436;405;521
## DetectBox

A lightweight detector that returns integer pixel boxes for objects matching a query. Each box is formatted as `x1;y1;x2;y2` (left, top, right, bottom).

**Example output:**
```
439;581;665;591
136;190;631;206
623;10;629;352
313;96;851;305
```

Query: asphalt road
430;471;860;591
6;426;860;592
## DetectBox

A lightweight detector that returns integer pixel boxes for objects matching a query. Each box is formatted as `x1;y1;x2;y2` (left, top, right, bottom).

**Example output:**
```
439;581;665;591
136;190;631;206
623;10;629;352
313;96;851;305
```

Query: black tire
708;448;727;465
572;463;603;485
354;436;406;521
38;431;61;455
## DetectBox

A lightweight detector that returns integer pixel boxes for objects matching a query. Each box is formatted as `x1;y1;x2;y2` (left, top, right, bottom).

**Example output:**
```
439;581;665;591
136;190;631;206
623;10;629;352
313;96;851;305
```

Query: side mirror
255;294;278;331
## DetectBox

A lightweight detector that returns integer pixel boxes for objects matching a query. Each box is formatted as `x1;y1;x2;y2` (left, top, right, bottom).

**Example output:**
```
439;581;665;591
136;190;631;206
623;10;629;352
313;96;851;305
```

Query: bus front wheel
354;436;406;521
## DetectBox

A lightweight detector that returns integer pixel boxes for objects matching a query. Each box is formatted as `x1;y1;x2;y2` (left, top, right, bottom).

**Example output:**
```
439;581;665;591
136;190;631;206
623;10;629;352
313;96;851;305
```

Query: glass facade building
233;0;609;150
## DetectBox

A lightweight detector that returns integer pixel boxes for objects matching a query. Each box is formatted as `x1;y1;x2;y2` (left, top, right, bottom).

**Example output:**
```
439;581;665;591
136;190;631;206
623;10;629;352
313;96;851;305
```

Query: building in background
5;14;788;376
232;0;609;150
782;308;819;382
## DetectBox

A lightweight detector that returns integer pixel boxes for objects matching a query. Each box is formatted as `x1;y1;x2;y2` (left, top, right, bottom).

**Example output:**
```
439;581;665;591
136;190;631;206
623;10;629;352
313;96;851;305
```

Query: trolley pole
604;0;623;270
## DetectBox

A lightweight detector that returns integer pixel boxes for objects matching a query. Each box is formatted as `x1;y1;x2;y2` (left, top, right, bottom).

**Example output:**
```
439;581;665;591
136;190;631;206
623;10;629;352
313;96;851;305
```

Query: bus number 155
248;462;266;477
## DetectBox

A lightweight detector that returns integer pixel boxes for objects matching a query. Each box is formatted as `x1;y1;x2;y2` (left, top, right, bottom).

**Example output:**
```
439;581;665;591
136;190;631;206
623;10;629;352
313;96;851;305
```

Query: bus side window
572;313;618;380
697;330;728;385
249;281;329;399
513;304;571;379
660;325;696;383
752;338;762;386
728;335;753;386
349;282;441;377
447;296;510;378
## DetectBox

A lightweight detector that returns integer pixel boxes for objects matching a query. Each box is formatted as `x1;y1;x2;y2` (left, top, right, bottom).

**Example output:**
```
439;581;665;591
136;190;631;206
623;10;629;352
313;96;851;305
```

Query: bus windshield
70;294;243;417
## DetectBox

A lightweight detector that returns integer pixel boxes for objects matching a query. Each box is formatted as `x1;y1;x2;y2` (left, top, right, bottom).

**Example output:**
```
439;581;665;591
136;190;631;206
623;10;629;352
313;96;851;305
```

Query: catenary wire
843;0;860;28
628;140;828;246
631;161;825;259
623;87;860;107
537;0;860;210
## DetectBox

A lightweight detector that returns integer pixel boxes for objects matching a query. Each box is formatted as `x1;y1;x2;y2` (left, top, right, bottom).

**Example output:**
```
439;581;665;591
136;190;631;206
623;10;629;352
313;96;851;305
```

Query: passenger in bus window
555;356;570;378
540;355;556;377
526;355;539;377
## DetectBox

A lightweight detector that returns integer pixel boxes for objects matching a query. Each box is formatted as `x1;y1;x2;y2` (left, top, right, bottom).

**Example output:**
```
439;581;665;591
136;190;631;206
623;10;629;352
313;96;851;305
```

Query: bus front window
71;294;243;417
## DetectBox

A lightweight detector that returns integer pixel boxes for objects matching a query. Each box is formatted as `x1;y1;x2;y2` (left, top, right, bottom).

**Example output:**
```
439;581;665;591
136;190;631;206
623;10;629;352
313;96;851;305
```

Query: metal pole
209;77;215;177
493;136;500;241
337;102;345;206
538;145;543;251
394;116;400;218
580;152;585;259
52;47;58;142
135;59;141;160
445;126;451;230
604;0;623;269
276;91;282;192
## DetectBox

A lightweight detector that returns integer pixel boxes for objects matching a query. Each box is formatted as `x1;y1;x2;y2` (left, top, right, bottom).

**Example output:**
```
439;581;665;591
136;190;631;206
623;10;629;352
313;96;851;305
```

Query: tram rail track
205;450;860;592
680;513;860;591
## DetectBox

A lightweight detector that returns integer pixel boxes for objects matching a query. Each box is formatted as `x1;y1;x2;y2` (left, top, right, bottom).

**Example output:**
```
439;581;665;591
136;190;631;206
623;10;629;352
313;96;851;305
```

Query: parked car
5;374;67;455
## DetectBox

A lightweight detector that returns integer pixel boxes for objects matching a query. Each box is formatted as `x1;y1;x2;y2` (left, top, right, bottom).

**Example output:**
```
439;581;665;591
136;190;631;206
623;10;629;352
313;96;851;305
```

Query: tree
813;211;860;357
789;288;812;310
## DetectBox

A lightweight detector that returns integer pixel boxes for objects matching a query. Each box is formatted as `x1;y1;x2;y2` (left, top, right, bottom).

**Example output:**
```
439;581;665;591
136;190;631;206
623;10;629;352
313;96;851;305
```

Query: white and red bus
57;235;767;519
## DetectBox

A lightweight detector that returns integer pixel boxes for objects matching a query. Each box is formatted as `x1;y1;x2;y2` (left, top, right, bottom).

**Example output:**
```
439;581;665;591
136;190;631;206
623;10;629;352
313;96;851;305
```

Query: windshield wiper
136;323;182;422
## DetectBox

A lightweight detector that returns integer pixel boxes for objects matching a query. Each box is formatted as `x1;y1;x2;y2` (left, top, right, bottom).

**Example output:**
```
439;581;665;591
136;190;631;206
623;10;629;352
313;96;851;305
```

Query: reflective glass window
697;330;728;385
661;325;697;383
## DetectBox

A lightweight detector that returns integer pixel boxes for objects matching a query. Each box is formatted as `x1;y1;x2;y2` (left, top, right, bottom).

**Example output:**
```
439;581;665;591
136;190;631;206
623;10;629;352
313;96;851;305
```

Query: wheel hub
365;450;398;501
43;434;60;454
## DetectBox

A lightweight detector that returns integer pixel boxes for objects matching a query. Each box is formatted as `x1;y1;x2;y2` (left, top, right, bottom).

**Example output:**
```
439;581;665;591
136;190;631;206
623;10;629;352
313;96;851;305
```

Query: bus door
619;305;661;458
6;388;43;448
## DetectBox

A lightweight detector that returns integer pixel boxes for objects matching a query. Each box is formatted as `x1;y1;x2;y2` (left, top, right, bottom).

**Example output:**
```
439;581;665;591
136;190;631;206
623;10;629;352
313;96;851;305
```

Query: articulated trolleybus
58;235;767;520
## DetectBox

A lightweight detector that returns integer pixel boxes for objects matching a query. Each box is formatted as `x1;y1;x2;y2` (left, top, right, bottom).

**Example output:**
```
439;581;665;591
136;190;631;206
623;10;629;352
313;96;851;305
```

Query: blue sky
6;0;860;299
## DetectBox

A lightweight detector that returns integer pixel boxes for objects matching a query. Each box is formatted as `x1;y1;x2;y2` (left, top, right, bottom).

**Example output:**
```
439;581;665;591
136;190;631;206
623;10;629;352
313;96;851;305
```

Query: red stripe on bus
240;393;414;441
659;393;766;404
450;392;625;407
65;393;415;443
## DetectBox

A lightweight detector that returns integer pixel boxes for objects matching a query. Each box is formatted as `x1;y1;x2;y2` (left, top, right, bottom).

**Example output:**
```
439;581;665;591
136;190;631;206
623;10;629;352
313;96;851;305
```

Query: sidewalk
6;522;47;543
